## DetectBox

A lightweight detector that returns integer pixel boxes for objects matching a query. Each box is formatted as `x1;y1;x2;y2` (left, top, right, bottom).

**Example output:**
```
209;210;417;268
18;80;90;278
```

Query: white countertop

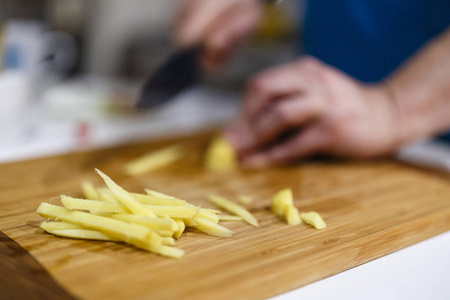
1;85;449;300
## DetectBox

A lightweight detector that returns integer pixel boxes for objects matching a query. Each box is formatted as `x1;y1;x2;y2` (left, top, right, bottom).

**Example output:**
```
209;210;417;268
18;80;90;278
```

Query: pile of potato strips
37;169;238;259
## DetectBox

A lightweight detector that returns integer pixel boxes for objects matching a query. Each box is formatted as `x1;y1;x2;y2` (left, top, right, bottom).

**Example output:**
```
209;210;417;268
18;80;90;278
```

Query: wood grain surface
1;132;450;300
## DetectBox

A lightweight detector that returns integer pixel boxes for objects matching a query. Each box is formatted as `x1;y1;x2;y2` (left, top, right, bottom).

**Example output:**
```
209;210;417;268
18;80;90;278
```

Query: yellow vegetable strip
61;196;130;213
82;181;99;200
198;210;219;223
132;192;186;206
173;219;185;239
207;194;258;227
40;220;82;231
145;189;176;200
124;144;184;176
145;205;200;219
271;188;293;216
95;169;156;217
158;245;185;259
188;217;234;238
284;205;301;225
98;190;119;203
300;212;327;230
205;136;238;171
219;215;243;221
161;237;175;246
37;202;162;253
45;228;120;241
105;213;178;232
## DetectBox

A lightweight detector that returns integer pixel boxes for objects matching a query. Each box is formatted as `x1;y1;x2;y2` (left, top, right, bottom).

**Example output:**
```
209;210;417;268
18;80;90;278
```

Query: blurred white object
397;139;450;172
2;20;77;78
0;70;35;145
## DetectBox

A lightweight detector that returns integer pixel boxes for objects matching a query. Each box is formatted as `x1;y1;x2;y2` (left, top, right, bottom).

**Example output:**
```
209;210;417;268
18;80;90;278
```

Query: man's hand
226;57;403;167
174;0;263;71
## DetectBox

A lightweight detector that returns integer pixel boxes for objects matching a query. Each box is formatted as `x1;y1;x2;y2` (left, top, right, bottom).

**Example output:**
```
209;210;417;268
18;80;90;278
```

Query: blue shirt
304;0;450;82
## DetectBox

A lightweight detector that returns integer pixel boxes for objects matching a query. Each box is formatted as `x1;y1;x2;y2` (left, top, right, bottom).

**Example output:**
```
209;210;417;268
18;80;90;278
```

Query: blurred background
0;0;302;162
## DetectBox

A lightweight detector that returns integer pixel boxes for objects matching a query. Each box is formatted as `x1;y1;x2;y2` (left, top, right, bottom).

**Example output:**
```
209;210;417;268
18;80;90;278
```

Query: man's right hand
174;0;263;71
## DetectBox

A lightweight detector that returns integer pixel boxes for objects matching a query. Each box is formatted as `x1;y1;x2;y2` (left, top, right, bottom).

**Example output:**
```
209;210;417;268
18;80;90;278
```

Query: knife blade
136;46;200;110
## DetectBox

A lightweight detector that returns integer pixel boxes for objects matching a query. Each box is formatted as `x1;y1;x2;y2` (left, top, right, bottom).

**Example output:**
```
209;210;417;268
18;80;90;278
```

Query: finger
241;126;328;168
225;94;325;153
250;94;326;148
243;65;310;119
201;1;262;70
225;120;258;154
174;1;230;48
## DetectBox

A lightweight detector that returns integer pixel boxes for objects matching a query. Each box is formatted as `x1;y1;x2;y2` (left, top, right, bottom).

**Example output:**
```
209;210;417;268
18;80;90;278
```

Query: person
174;0;450;168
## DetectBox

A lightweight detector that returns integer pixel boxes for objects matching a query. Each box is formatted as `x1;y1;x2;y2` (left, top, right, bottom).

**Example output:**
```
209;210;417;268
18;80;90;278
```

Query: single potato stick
145;205;200;219
198;210;220;223
205;136;238;171
219;215;243;222
124;144;184;176
82;181;99;200
145;189;176;200
158;246;185;259
61;196;130;213
161;237;176;246
186;217;234;237
40;220;83;231
98;190;119;203
207;194;258;227
101;213;178;232
271;189;294;216
44;228;120;241
284;205;301;225
132;192;186;206
300;212;327;230
37;202;163;253
95;169;156;217
173;219;185;239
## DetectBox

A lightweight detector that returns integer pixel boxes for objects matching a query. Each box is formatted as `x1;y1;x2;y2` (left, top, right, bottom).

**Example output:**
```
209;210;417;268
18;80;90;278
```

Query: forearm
385;27;450;145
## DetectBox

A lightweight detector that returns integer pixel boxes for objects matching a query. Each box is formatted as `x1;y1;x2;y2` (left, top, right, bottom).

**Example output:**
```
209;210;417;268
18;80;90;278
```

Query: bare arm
387;27;450;145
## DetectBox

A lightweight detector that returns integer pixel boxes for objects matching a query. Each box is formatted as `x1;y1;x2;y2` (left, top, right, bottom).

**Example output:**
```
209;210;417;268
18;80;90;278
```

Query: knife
136;0;283;110
136;46;200;110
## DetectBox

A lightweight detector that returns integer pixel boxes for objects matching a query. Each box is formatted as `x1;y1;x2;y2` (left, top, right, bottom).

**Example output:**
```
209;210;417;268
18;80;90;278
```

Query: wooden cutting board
1;132;450;300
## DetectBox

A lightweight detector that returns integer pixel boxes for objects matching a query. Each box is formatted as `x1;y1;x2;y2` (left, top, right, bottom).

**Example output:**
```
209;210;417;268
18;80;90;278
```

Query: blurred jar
0;20;77;146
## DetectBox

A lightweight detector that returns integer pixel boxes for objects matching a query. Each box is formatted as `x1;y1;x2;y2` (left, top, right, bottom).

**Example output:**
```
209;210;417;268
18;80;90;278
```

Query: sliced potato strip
95;169;156;217
284;205;301;225
37;202;162;252
124;144;184;176
132;192;186;206
161;237;175;246
271;189;293;216
219;215;243;222
300;212;326;230
207;194;258;227
205;136;238;171
145;189;176;200
40;220;82;231
173;219;185;239
188;217;234;237
61;196;130;213
158;245;185;259
46;228;119;241
98;190;119;203
104;213;178;232
198;210;219;223
146;205;200;219
82;181;99;200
